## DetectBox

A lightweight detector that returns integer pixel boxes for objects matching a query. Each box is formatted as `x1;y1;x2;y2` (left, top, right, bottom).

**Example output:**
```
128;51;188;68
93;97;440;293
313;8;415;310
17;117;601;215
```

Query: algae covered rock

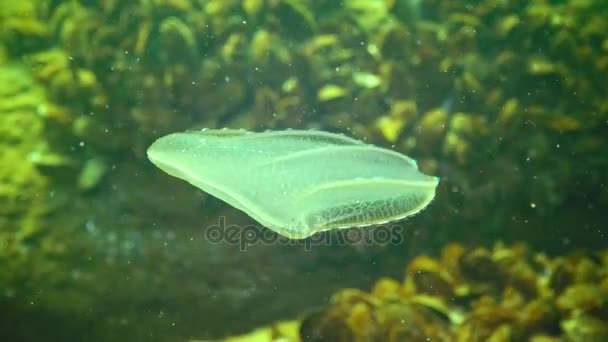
209;243;608;342
0;63;48;234
0;0;50;56
0;63;51;293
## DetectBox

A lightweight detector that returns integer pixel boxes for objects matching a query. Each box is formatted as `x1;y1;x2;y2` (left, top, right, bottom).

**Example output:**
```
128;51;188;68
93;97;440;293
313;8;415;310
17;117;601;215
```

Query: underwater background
0;0;606;341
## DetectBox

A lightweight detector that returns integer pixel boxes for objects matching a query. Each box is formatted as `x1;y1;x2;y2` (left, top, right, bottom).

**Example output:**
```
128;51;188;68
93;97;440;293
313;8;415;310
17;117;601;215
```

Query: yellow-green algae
206;242;608;342
0;63;49;285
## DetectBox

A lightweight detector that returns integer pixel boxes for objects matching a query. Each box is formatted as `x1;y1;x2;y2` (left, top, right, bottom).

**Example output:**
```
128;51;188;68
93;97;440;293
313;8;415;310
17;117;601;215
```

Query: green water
0;0;606;340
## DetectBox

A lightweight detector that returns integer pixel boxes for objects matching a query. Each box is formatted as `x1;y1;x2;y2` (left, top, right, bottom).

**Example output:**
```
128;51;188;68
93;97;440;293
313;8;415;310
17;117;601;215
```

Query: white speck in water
530;202;536;208
85;219;97;234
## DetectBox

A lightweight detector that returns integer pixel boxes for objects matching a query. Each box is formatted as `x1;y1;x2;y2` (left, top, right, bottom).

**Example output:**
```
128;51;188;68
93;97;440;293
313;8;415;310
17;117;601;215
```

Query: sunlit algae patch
147;128;439;239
